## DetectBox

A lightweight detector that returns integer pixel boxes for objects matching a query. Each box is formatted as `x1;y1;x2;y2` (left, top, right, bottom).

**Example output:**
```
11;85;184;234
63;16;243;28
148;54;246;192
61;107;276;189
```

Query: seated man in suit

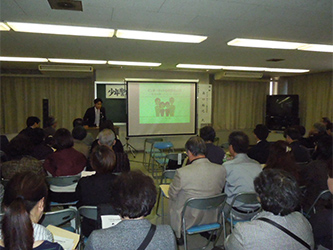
284;127;311;163
223;131;262;219
247;124;271;164
83;98;107;127
169;136;226;245
200;126;225;164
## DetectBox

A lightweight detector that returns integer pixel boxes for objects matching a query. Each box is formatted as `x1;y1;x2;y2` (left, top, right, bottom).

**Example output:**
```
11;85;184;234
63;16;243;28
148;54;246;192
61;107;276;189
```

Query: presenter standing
83;98;107;127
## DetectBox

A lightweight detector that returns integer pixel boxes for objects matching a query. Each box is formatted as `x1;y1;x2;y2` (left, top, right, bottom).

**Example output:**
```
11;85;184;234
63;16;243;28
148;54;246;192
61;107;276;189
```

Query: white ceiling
1;0;332;77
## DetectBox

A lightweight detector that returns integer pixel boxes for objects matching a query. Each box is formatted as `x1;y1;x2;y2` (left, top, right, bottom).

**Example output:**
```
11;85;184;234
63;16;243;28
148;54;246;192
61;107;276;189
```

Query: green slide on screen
139;83;191;124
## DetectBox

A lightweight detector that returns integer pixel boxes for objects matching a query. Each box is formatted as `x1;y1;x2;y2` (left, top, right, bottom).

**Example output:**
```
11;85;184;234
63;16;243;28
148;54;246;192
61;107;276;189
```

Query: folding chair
143;137;163;170
77;206;98;248
305;189;331;218
225;192;261;236
182;193;227;250
156;170;177;221
46;175;81;207
151;141;174;178
40;207;77;232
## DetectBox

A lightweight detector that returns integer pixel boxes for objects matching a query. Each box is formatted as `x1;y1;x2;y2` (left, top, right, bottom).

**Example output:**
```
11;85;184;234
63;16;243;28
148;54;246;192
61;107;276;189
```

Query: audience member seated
305;122;327;149
76;145;118;237
284;127;311;163
73;118;94;146
169;136;226;244
19;116;41;137
90;120;124;153
199;126;225;164
301;135;332;211
43;128;86;202
224;169;314;250
93;129;129;173
0;172;63;250
247;124;271;164
264;140;300;183
43;116;57;137
309;160;333;249
1;135;44;180
85;171;176;250
30;128;54;160
223;131;262;219
72;126;90;159
0;135;9;162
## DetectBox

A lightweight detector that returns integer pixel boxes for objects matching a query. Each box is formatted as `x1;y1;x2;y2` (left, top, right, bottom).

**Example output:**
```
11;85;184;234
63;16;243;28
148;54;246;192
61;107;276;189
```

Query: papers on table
101;215;122;229
81;171;96;177
159;184;170;198
47;225;79;250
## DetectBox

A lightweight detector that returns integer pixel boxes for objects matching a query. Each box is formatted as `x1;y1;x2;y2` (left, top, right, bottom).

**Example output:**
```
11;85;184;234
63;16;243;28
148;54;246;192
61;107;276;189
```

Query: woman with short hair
225;169;314;250
75;145;118;237
85;171;176;250
0;172;63;250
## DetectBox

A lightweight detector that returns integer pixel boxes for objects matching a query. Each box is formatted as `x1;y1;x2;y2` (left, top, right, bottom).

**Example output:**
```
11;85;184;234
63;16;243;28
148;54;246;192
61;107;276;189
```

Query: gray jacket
224;211;315;250
85;219;176;250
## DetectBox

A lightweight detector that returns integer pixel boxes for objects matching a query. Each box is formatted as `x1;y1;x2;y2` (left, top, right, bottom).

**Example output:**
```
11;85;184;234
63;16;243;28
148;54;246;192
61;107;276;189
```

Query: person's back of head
5;135;33;159
110;171;157;219
291;125;306;137
26;116;40;128
284;127;301;141
2;172;48;250
254;169;300;216
53;128;73;150
228;131;249;154
72;126;87;141
97;129;115;147
99;120;115;133
253;124;270;141
265;140;298;181
185;136;206;156
45;116;56;128
199;126;216;142
313;122;326;134
73;118;84;128
90;145;116;174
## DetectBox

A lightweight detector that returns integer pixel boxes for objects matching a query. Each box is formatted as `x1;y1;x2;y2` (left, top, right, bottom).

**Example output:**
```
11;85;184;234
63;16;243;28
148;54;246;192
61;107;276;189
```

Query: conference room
0;0;332;249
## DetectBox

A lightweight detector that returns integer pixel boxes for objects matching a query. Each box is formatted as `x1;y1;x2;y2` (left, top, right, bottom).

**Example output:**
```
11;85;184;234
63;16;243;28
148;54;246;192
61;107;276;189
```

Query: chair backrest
145;138;163;144
153;141;174;150
78;206;98;221
41;207;77;228
305;189;332;217
160;170;176;184
229;192;260;208
46;175;81;186
182;193;227;217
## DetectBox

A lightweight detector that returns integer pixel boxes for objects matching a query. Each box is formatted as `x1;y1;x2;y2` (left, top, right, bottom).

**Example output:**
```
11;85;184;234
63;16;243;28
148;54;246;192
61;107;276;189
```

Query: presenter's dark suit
247;140;270;164
83;107;106;127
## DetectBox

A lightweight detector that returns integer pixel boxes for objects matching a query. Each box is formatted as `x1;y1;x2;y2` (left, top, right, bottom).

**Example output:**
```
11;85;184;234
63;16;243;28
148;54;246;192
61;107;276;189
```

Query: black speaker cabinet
42;99;49;128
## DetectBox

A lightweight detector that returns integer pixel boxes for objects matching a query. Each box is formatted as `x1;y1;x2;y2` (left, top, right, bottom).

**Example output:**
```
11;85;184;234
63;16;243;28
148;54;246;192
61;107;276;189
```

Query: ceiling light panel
108;61;161;67
49;58;107;64
0;56;48;62
228;38;305;50
116;29;207;43
0;22;10;31
176;64;223;69
6;22;114;37
298;44;333;53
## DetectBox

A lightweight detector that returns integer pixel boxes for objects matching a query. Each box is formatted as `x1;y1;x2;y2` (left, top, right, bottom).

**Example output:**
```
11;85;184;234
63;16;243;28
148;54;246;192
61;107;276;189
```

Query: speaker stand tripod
123;137;137;158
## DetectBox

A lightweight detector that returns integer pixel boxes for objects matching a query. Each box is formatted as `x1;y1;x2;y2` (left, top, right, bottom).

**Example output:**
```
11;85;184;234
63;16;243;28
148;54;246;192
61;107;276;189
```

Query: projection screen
126;79;198;137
